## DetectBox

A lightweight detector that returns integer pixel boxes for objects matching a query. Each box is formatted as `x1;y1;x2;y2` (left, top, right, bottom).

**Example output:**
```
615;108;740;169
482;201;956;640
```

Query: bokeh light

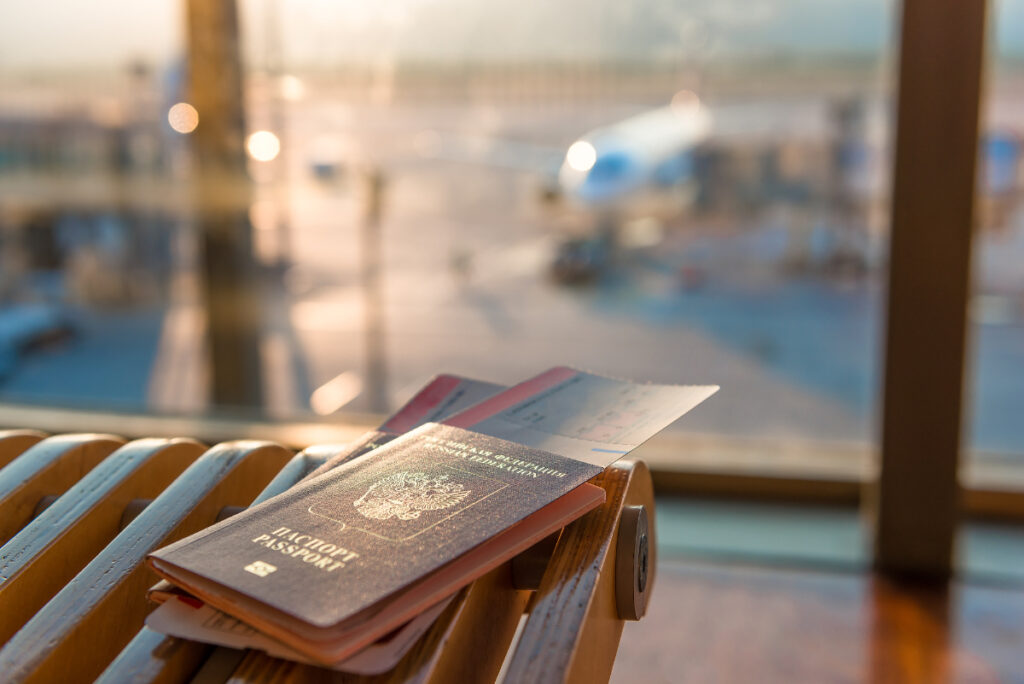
247;130;281;162
280;74;306;101
566;140;597;172
167;102;199;134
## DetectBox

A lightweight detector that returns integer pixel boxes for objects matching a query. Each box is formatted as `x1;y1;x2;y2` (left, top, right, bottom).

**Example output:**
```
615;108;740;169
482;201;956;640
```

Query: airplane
555;91;711;214
310;90;718;281
544;91;713;281
298;86;1021;288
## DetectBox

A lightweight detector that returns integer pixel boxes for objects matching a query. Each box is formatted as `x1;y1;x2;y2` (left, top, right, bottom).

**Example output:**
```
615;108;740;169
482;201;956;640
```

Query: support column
874;0;988;578
185;0;264;410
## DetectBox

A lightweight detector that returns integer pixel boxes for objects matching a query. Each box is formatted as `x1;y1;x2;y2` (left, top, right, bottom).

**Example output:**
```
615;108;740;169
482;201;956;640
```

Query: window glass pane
0;3;183;409
0;1;898;478
967;0;1024;482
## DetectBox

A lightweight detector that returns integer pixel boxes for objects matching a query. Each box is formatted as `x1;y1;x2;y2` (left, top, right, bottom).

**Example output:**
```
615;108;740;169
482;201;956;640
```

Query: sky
0;0;1021;72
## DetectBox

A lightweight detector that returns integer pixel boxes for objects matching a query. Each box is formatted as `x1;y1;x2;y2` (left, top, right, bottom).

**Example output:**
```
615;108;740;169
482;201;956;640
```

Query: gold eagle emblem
354;471;472;521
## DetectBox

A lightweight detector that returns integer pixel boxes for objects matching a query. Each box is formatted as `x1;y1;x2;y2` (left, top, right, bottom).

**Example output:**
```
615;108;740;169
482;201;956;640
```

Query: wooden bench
0;428;655;683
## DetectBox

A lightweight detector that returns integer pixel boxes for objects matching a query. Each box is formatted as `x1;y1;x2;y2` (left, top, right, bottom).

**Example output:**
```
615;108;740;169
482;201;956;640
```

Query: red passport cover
148;423;603;628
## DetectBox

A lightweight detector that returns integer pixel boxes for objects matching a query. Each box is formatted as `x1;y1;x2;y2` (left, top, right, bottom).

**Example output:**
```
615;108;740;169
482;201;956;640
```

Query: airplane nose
566;140;597;172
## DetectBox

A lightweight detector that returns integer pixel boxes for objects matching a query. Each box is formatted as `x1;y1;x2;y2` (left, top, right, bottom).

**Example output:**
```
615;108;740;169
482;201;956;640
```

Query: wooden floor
610;559;1024;683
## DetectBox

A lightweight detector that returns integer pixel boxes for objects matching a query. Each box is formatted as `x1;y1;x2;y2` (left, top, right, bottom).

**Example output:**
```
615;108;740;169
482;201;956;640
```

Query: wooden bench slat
0;438;206;645
100;626;214;684
0;434;124;546
503;459;655;684
0;430;47;471
98;447;335;684
407;563;531;684
0;441;293;684
252;447;334;504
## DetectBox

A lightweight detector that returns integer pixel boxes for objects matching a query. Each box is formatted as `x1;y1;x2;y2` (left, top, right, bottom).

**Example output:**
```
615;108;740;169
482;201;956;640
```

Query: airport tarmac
3;93;1024;460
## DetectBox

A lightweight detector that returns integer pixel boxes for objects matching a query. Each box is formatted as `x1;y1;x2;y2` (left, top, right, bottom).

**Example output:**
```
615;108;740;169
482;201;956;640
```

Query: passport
146;368;717;665
145;373;502;604
146;373;506;673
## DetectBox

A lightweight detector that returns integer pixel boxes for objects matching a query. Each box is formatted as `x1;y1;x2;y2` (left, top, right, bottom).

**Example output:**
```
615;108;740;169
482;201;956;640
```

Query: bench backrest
0;429;654;684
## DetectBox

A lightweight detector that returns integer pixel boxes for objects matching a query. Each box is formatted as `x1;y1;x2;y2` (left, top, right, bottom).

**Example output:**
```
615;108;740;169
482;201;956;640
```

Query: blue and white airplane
555;91;711;215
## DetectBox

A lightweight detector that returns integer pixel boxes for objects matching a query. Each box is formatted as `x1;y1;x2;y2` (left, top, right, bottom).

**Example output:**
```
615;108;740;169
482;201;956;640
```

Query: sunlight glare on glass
310;371;363;415
247;130;281;162
670;89;701;117
167;102;199;134
566;140;597;172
